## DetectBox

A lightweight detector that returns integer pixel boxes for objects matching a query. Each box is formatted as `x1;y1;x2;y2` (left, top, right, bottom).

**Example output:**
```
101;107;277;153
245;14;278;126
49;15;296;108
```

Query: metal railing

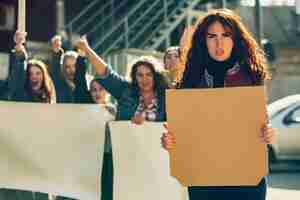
73;1;113;34
95;0;197;56
85;0;134;37
65;0;104;33
64;0;204;55
92;0;150;51
99;0;163;55
129;0;178;47
142;0;203;49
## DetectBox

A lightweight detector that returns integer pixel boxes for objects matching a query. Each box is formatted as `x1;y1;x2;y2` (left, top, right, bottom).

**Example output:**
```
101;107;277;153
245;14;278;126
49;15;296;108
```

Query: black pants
188;178;266;200
101;153;113;200
0;189;49;200
55;196;76;200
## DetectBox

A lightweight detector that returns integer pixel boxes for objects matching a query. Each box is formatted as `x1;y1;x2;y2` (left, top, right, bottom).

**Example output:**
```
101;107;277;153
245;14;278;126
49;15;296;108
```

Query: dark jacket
49;51;93;103
7;50;26;101
8;51;56;103
186;63;262;89
96;67;166;121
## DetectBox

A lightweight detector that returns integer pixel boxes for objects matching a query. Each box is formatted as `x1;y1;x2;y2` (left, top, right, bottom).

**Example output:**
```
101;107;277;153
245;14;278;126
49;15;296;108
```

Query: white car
268;94;300;161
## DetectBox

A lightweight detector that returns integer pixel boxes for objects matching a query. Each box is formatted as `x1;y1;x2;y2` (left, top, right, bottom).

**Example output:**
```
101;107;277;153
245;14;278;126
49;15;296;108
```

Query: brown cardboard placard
18;0;26;32
166;86;268;187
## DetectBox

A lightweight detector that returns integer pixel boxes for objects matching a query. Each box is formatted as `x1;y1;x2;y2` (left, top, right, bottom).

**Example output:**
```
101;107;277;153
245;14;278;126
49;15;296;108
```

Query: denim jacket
96;66;166;121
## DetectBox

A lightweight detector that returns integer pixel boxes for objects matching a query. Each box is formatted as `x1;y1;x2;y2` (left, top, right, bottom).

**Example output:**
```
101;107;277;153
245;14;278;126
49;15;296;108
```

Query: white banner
0;53;9;80
109;121;188;200
0;102;114;200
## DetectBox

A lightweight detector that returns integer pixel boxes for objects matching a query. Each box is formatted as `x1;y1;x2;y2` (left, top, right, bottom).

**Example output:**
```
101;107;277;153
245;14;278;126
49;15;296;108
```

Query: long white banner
0;102;114;200
109;121;188;200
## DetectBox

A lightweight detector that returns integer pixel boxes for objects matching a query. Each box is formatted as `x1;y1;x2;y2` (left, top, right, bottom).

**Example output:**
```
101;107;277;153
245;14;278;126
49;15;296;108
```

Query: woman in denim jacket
76;37;169;200
76;37;169;123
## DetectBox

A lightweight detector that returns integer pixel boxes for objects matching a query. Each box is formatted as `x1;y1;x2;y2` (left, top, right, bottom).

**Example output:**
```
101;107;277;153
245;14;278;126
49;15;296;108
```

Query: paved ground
267;161;300;199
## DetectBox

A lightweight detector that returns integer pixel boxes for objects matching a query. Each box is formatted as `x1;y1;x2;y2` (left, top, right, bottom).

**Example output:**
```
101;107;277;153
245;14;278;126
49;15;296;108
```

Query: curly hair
180;9;270;88
130;56;169;93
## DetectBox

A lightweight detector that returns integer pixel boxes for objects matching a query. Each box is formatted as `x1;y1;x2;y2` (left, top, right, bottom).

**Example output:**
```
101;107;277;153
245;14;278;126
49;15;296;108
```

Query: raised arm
7;30;27;100
76;36;107;76
48;35;64;84
73;56;93;103
75;37;130;100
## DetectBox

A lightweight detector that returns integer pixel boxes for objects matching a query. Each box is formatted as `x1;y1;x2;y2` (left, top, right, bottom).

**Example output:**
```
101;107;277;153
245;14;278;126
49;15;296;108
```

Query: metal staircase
142;0;203;49
65;0;204;56
65;0;139;41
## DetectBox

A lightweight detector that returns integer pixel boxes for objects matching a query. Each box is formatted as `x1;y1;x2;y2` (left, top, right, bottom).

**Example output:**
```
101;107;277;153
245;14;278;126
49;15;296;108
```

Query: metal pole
125;17;129;48
18;0;26;32
111;0;115;27
295;0;300;33
165;37;171;49
221;0;227;8
56;0;65;33
255;0;263;46
163;0;170;48
163;0;168;23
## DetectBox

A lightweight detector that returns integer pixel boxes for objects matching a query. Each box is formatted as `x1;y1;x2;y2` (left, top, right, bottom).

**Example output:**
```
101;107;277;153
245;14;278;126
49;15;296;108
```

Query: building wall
267;48;300;103
26;0;56;42
0;0;16;52
0;0;56;53
237;6;299;46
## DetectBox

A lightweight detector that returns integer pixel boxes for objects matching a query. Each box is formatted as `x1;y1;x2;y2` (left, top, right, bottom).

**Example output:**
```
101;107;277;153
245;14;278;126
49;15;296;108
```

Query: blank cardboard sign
166;86;268;187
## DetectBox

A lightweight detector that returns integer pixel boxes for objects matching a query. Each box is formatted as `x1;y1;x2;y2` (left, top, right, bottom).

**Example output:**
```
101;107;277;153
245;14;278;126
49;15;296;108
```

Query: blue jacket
96;67;166;121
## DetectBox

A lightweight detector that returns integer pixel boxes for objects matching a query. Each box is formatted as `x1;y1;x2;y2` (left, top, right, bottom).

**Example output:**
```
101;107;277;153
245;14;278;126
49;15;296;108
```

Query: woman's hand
75;35;107;76
131;114;145;125
161;123;176;150
75;36;91;54
14;30;27;53
260;123;276;144
51;35;62;53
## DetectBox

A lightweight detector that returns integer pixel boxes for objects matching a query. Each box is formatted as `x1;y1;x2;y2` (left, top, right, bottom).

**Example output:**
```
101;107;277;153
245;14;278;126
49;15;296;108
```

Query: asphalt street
267;161;300;200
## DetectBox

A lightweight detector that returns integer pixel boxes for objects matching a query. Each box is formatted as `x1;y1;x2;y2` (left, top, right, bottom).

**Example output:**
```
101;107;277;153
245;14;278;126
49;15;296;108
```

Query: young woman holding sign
1;30;56;200
161;9;276;200
9;31;56;103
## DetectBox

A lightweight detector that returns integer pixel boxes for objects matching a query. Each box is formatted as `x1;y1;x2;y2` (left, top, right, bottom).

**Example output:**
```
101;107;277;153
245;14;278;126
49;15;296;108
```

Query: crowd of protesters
0;8;277;200
0;30;116;200
0;26;173;200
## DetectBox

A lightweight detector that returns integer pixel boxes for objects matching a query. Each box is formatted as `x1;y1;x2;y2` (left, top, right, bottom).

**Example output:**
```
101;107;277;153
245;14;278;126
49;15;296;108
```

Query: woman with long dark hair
20;59;56;103
76;37;168;123
76;37;169;200
4;30;56;200
162;9;276;200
